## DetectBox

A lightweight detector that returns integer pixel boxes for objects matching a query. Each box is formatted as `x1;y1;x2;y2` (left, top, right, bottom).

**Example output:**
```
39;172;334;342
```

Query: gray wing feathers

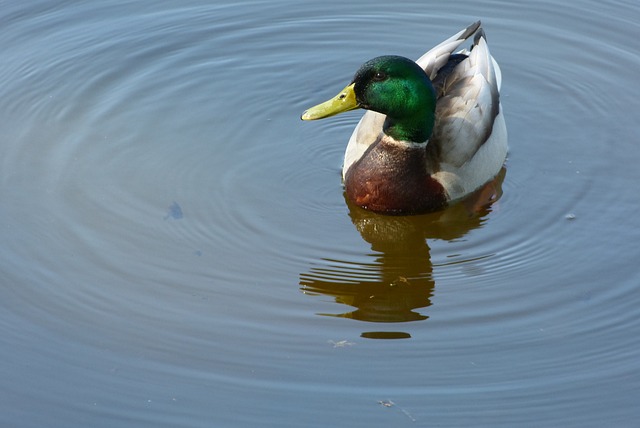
430;30;500;167
416;21;481;79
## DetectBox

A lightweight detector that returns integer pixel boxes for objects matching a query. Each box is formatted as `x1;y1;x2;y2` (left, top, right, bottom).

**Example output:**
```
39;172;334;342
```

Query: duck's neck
383;112;434;143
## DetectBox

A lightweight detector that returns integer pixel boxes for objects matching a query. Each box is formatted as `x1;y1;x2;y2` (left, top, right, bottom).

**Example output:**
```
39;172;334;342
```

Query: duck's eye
372;71;387;82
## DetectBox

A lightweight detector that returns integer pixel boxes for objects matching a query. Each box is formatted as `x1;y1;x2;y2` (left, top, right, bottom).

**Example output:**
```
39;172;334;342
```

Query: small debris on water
328;340;354;348
164;201;183;220
565;213;576;220
377;400;417;422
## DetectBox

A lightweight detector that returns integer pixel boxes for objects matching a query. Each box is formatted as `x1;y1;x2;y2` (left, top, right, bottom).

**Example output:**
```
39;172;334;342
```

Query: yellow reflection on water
300;168;506;336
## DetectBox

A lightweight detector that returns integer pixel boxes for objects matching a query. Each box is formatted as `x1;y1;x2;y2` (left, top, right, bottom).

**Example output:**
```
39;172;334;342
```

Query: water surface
1;0;639;427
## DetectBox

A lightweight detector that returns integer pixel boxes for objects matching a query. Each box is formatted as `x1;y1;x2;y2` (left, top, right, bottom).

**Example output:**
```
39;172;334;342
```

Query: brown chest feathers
344;137;447;215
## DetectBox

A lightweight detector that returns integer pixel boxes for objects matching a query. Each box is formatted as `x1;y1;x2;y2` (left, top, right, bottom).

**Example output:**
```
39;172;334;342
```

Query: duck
301;21;507;215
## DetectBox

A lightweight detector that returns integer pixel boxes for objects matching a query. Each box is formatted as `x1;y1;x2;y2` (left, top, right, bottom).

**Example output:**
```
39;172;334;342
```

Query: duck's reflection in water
300;168;505;336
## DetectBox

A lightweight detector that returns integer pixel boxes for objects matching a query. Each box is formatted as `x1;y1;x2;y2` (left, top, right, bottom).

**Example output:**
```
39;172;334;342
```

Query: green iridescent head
302;55;436;142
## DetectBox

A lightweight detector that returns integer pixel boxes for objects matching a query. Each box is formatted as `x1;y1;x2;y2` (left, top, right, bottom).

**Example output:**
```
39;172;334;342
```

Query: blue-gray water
1;1;639;427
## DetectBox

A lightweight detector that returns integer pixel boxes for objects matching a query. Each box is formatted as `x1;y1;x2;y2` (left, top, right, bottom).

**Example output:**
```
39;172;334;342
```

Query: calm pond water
1;0;639;427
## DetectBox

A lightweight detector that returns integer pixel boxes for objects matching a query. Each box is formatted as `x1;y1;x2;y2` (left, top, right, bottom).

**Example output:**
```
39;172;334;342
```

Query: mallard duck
301;21;507;215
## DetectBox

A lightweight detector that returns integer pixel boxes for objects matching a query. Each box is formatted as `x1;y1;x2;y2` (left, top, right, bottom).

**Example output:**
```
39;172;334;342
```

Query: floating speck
565;213;576;220
328;340;354;348
164;201;183;220
377;400;417;421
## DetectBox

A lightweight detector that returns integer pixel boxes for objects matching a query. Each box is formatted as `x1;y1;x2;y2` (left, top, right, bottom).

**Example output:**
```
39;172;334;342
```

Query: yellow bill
301;83;359;120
